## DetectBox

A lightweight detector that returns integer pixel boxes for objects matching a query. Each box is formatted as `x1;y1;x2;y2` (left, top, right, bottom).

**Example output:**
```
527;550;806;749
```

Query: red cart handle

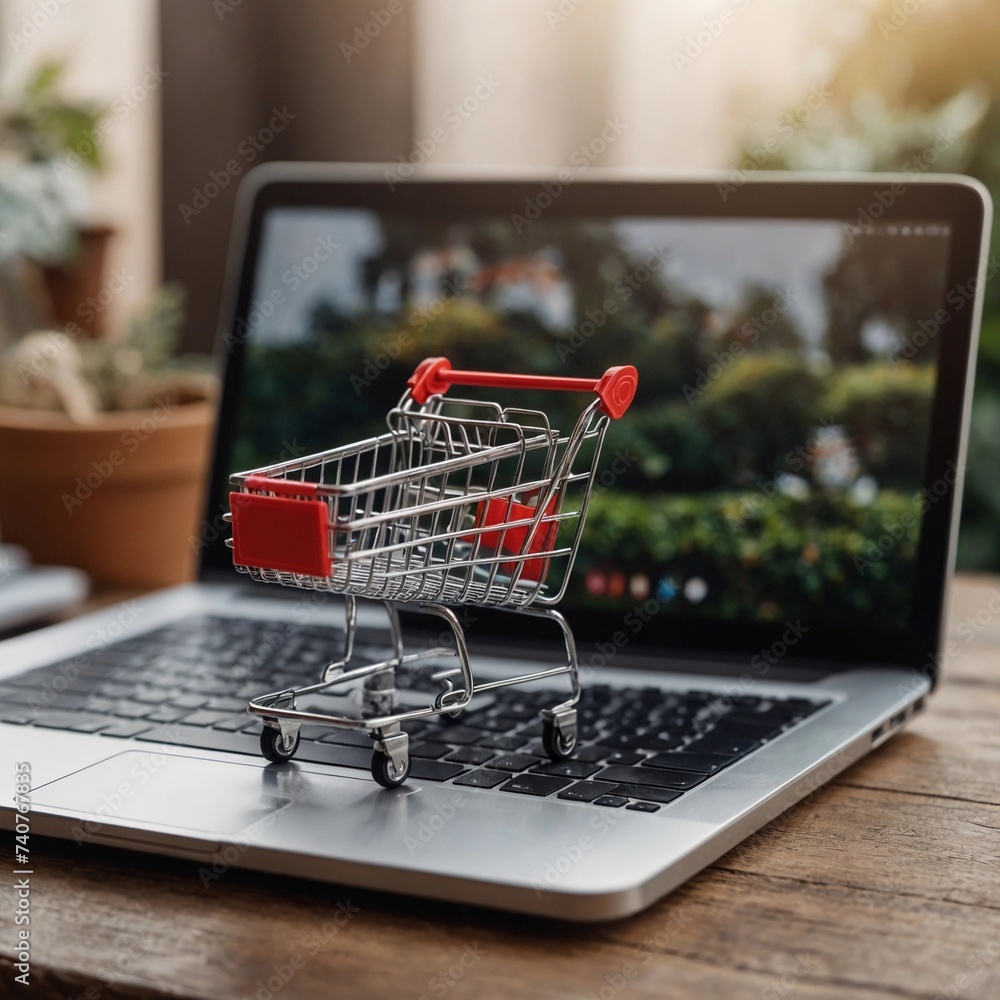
407;357;638;420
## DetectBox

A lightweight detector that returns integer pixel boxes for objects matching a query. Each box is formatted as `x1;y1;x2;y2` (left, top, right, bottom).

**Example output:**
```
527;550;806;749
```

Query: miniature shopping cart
226;356;638;787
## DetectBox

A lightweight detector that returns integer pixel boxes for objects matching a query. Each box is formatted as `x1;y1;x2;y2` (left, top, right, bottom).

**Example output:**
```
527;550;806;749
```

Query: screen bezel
201;166;988;682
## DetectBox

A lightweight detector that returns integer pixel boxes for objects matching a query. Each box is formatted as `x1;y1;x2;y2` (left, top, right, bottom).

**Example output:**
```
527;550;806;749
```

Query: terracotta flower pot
0;397;216;587
41;225;117;338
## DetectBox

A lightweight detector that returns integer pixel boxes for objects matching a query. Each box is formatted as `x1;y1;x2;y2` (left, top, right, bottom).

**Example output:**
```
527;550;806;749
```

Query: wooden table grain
3;574;1000;999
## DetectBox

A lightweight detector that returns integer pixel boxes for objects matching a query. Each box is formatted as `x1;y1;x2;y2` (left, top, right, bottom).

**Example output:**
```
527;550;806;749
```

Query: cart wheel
371;750;410;788
260;727;300;763
542;716;577;760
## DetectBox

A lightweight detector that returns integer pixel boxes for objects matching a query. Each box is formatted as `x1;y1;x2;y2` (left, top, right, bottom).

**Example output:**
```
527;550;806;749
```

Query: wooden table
3;574;1000;999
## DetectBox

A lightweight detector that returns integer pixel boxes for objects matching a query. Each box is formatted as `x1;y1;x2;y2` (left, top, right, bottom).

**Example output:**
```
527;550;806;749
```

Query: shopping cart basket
227;356;638;787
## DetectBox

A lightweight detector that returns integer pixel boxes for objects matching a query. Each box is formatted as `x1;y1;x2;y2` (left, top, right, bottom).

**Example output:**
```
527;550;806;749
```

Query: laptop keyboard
1;615;830;813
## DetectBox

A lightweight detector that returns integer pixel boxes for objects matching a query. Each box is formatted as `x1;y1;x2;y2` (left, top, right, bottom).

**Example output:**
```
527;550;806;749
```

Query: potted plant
0;62;217;587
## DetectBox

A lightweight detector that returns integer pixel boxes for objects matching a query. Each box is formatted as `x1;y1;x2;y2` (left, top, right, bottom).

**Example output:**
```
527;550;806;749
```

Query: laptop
0;165;989;920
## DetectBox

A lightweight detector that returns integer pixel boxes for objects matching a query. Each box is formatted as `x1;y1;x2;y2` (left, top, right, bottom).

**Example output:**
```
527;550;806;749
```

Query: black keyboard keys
501;774;572;797
596;765;708;791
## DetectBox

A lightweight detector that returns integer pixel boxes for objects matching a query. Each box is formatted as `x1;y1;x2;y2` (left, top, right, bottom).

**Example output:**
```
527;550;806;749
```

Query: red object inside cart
467;495;559;583
229;489;330;578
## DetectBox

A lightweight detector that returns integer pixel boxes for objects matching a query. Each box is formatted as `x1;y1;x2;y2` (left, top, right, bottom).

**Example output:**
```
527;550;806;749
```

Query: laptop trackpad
32;750;298;839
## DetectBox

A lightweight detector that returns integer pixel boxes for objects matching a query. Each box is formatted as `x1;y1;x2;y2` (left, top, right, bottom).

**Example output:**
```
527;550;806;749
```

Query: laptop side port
871;705;914;746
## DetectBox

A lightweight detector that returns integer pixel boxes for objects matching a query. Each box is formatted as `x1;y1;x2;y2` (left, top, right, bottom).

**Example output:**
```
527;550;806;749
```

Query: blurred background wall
2;0;999;570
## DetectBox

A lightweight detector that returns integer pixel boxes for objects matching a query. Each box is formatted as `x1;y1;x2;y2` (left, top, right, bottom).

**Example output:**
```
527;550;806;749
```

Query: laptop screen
204;173;986;671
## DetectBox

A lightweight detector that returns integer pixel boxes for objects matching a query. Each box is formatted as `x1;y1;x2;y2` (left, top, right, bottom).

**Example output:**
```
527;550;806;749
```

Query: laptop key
409;759;467;782
319;729;373;748
295;743;370;769
135;725;262;756
475;732;528;751
179;709;237;728
143;708;189;724
31;710;109;732
501;774;571;797
684;734;762;757
410;741;451;760
452;768;509;789
602;750;644;766
573;745;606;763
626;801;660;813
0;688;41;705
595;765;708;791
422;725;481;746
643;752;737;774
131;689;172;705
598;732;652;750
0;710;34;725
110;701;155;720
611;784;684;805
100;721;154;739
205;696;251;713
212;717;253;732
593;794;628;808
557;780;618;803
530;759;602;779
485;753;541;773
67;718;111;734
445;747;495;766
